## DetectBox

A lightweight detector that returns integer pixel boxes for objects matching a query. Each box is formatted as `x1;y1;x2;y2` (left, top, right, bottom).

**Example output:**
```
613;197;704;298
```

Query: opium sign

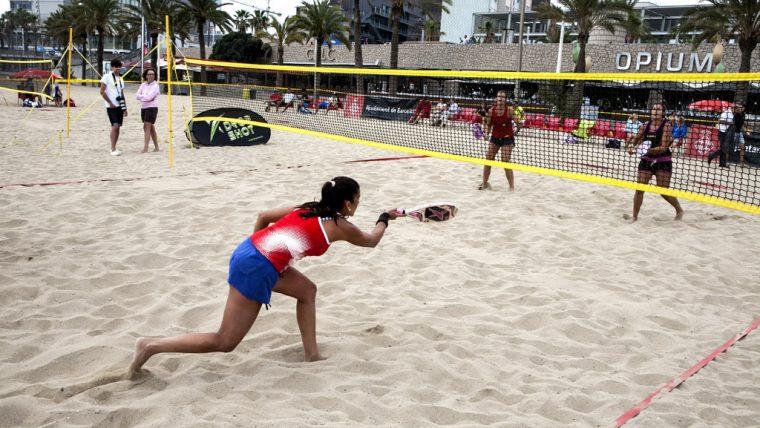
615;51;713;72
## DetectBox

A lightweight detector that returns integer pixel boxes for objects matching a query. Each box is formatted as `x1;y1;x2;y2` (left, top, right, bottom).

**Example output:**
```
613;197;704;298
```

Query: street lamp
555;22;569;73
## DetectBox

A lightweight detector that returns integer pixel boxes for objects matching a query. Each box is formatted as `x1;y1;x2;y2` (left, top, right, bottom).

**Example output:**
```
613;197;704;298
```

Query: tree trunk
97;27;105;84
198;21;207;96
276;44;283;87
314;39;322;100
81;37;87;86
389;6;401;96
151;33;159;75
353;0;364;94
735;41;755;104
568;35;588;117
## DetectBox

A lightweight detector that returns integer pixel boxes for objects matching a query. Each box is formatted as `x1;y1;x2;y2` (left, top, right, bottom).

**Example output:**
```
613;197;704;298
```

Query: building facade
322;0;442;44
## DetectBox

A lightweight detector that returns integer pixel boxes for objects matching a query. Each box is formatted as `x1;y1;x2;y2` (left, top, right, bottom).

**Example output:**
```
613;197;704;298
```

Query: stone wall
279;41;760;73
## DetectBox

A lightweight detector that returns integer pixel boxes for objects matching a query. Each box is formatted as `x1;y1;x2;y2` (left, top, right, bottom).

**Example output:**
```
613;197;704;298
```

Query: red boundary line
615;317;760;427
344;155;428;163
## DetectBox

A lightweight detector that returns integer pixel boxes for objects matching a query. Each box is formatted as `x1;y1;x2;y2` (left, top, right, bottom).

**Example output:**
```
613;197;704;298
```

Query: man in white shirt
707;106;734;167
281;89;296;112
100;59;127;156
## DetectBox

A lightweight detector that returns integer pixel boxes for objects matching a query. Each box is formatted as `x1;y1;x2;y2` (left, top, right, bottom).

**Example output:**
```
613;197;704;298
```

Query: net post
165;15;173;168
66;27;73;137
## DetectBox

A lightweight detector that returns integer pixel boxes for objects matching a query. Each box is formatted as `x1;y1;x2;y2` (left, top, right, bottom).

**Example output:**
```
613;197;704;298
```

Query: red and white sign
684;124;719;159
344;94;364;118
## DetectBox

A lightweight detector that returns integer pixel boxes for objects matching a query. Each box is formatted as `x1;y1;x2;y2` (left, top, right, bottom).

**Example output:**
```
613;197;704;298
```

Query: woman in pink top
128;177;400;376
135;69;160;153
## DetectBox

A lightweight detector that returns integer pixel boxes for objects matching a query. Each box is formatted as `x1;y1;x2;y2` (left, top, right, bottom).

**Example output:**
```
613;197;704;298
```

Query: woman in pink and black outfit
135;69;160;153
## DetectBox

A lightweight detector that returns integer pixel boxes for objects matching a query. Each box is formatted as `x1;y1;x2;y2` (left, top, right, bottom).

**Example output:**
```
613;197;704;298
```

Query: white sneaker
111;149;121;156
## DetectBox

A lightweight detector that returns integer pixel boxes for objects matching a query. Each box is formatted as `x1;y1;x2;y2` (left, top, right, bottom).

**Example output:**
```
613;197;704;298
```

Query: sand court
0;86;759;426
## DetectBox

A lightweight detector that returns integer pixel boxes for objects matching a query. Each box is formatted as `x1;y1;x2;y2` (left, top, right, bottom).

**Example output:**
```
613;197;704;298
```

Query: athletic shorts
490;136;515;147
227;238;279;305
638;159;672;173
106;107;124;126
141;107;158;124
318;101;329;108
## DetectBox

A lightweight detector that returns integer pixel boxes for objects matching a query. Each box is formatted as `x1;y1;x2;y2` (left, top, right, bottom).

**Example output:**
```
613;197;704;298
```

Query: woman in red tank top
129;177;401;375
479;90;516;191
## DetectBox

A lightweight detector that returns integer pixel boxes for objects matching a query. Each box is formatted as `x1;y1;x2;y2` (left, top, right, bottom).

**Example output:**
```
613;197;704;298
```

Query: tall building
322;0;441;44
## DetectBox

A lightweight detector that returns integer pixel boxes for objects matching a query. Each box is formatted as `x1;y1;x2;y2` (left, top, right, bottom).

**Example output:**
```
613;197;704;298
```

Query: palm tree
677;0;759;75
353;0;364;93
536;0;631;117
622;9;649;43
14;9;37;52
0;11;13;50
262;16;305;87
250;10;270;34
81;0;124;79
294;0;351;98
388;0;451;95
479;19;496;43
125;0;175;75
423;19;444;42
234;10;251;33
45;4;91;82
179;0;232;94
536;0;631;73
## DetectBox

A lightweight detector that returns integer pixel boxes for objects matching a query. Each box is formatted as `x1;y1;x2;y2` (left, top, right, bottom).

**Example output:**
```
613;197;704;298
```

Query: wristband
376;212;390;227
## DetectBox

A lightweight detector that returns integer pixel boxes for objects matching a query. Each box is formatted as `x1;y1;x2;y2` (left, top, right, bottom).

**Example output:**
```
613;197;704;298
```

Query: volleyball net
180;58;759;214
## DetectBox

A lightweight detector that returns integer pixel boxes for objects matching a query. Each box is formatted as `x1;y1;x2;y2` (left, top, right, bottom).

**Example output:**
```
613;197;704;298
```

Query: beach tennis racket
396;203;458;222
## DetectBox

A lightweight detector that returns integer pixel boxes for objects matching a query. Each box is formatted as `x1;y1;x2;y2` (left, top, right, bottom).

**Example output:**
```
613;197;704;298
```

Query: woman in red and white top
479;90;516;191
129;177;400;375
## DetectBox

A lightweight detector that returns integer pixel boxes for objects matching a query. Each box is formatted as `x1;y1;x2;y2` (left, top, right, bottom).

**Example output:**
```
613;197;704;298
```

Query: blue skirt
228;238;279;305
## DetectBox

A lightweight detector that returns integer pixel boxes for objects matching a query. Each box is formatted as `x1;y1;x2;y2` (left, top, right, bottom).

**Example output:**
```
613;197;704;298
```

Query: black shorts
638;159;672;173
141;107;158;124
490;136;515;147
106;107;124;126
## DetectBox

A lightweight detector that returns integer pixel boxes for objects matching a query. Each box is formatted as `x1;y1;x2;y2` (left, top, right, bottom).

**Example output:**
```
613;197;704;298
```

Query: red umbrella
688;100;733;112
11;68;62;79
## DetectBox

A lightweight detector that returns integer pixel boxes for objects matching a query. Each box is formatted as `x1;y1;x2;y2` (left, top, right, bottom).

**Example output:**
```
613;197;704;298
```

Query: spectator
446;98;460;123
409;97;431;124
671;116;687;149
52;80;63;107
135;68;160;153
471;102;487;142
265;90;283;112
625;113;642;144
707;105;735;168
281;88;296;112
431;99;448;127
297;88;313;114
734;103;748;167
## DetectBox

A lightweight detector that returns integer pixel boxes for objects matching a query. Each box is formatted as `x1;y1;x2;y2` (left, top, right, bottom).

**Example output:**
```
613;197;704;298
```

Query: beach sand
1;85;759;427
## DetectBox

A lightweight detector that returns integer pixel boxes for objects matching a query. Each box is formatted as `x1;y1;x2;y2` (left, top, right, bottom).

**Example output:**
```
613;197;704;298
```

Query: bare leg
630;170;653;222
501;144;515;191
142;123;151;153
150;125;159;151
655;170;683;220
128;286;261;377
480;142;500;189
110;125;120;152
272;268;323;362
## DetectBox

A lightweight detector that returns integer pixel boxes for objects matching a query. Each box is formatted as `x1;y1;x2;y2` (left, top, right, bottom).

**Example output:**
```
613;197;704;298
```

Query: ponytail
299;176;360;222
